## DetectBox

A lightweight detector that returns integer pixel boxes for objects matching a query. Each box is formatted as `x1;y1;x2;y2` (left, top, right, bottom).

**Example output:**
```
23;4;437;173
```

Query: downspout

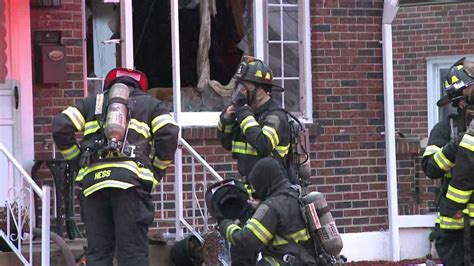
170;0;184;241
382;0;400;261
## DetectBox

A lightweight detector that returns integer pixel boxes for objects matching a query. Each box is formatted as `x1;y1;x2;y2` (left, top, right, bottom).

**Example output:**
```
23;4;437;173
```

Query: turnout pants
83;187;154;266
434;227;474;266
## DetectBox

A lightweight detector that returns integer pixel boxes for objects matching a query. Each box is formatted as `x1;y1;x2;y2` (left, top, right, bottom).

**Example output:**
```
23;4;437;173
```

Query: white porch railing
154;138;229;265
0;143;51;266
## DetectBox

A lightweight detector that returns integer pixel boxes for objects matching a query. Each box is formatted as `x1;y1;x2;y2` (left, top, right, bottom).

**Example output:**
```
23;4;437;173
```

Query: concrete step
0;238;174;266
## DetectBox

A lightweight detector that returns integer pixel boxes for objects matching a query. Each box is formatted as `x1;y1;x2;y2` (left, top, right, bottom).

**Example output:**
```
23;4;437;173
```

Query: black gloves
236;105;254;125
218;219;234;239
219;105;236;125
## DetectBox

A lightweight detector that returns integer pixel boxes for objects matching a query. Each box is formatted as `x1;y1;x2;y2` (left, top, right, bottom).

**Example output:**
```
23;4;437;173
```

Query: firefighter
422;58;474;265
438;124;474;266
217;56;292;265
219;157;316;265
52;68;179;266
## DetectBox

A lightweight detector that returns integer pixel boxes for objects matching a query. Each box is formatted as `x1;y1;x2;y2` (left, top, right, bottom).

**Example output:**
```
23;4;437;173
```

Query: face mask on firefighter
231;81;257;108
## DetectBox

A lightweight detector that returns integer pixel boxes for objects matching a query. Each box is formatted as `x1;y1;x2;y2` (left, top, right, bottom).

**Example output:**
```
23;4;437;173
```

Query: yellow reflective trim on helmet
265;72;272;80
456;65;464;70
451;75;459;84
255;70;263;78
83;180;134;197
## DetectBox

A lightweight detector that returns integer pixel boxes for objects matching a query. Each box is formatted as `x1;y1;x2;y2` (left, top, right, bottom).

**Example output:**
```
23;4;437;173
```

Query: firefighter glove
236;105;254;125
219;105;236;125
218;219;235;240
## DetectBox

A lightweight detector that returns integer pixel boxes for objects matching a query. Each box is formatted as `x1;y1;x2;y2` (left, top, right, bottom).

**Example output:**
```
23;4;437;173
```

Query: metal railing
0;143;51;266
157;138;229;265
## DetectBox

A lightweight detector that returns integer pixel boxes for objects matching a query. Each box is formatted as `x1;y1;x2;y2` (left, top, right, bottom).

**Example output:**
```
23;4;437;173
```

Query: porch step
0;238;174;266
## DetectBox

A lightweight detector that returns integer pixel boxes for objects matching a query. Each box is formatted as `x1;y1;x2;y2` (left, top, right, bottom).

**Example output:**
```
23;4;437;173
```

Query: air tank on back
104;83;130;149
302;191;343;256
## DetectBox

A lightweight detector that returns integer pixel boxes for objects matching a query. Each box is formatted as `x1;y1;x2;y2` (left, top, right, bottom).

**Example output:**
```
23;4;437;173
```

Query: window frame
83;0;313;126
426;55;474;133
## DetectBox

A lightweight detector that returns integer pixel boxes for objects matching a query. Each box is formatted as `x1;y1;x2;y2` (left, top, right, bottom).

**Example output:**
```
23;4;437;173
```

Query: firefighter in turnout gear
217;56;292;265
52;68;179;266
438;121;474;266
422;58;474;265
219;157;316;266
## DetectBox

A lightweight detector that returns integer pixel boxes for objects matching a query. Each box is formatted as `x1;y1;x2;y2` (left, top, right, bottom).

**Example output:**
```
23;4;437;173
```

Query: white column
170;0;183;241
382;0;400;261
253;0;265;59
120;0;134;68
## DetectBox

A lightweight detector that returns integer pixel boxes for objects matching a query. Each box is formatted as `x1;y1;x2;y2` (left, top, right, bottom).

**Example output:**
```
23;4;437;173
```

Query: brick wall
310;0;388;233
31;0;84;163
392;3;474;215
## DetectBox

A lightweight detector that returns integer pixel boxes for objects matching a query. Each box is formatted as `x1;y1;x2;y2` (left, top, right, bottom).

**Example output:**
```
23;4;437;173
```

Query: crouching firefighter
218;157;345;265
52;68;179;266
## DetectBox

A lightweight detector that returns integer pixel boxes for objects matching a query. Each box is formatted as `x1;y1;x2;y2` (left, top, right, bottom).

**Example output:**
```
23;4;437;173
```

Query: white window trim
426;55;474;133
86;0;312;127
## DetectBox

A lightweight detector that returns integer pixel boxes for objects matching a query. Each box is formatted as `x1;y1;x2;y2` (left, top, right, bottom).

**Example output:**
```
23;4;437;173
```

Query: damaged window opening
85;0;311;123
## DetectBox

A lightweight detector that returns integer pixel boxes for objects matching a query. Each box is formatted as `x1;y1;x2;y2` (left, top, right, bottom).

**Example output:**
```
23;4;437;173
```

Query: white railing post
41;185;51;266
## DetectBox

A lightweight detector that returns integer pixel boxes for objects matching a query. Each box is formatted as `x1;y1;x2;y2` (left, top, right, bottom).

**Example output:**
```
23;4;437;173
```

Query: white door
0;0;35;203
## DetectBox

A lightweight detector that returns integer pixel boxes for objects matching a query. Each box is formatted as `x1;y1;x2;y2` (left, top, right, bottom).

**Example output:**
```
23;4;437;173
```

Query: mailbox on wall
34;31;67;84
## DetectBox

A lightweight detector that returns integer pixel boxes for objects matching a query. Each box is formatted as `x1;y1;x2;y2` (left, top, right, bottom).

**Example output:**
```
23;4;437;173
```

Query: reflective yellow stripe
246;218;273;245
262;125;279;149
467;203;474;217
84;121;100;136
423;145;441;157
438;213;465;230
218;120;233;134
151;114;177;134
272;228;311;246
83;180;134;197
129;119;151;139
153;157;172;170
446;185;472;204
263;256;280;266
76;161;158;186
226;224;240;245
240;116;259;134
231;141;257;155
60;145;81;160
62;107;85;131
275;144;290;157
287;227;311;242
460;134;474;151
433;149;454;171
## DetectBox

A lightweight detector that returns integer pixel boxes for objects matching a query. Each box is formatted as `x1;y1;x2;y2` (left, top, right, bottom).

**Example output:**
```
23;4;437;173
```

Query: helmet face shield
104;68;149;92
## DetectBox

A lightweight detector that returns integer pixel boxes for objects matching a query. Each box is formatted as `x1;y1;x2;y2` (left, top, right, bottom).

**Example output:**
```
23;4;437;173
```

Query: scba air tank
302;191;343;256
104;83;130;145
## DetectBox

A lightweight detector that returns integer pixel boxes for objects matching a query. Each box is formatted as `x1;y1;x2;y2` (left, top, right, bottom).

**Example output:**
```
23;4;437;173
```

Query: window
84;0;313;126
426;55;474;133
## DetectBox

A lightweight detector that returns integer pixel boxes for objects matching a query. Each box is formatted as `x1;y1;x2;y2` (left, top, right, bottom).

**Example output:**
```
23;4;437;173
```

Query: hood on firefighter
248;157;290;200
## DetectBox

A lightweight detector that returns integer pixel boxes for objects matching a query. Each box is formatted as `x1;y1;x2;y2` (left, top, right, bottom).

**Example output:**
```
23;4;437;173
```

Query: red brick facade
28;0;474;235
